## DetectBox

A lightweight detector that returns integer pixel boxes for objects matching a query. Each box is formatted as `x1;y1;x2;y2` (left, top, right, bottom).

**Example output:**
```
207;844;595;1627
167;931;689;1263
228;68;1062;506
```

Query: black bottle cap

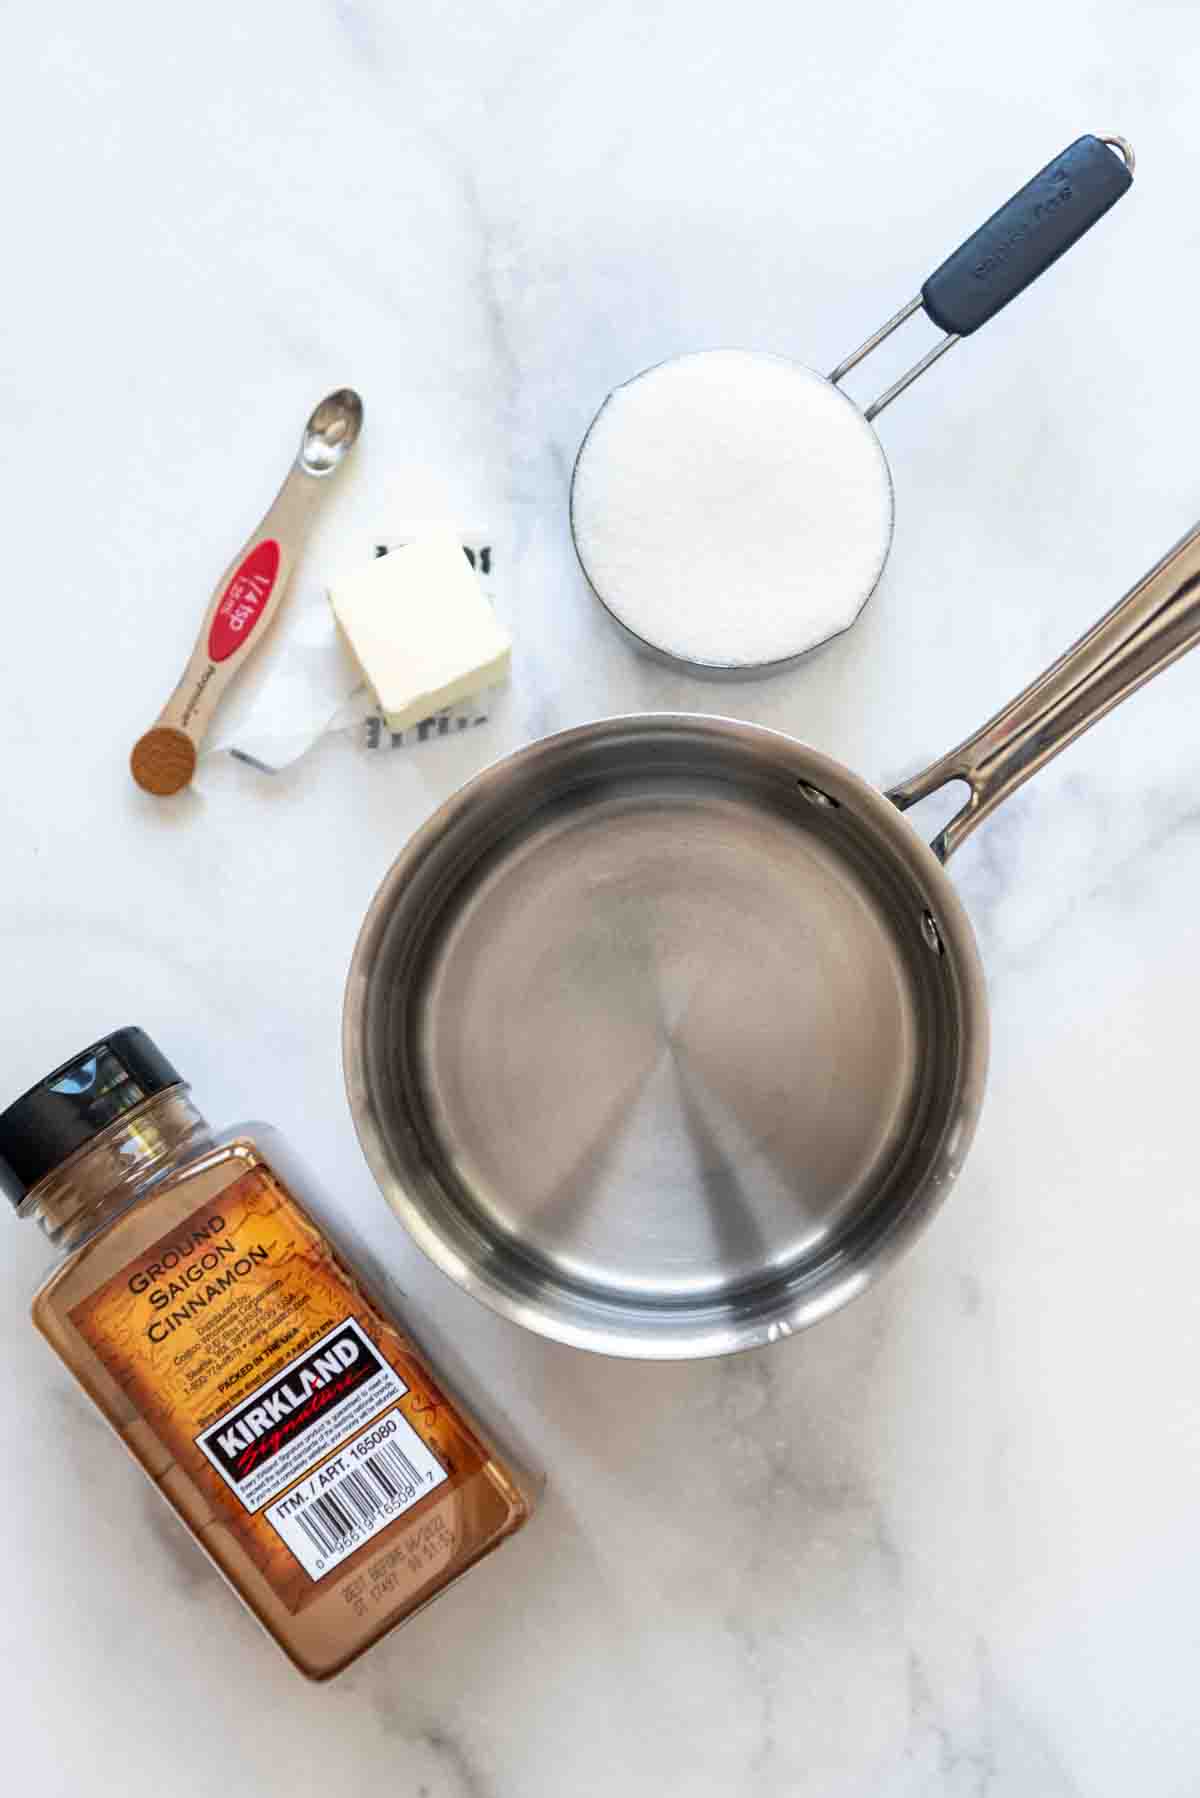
0;1028;183;1210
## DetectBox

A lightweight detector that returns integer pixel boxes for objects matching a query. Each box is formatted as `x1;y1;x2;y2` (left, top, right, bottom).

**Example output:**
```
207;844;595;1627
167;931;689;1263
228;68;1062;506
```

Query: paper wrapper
202;536;500;775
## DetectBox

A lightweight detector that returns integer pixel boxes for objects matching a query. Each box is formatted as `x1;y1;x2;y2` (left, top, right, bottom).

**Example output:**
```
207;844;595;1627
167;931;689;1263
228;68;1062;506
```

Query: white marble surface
2;2;1199;1793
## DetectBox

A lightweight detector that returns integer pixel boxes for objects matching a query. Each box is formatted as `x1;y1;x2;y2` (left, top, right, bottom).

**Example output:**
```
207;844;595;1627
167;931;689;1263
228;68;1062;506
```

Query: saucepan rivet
921;910;945;956
797;780;840;809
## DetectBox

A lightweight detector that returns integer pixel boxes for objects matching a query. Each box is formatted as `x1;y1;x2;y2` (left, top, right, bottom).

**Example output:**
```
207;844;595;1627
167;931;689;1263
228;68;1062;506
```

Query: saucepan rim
342;712;990;1358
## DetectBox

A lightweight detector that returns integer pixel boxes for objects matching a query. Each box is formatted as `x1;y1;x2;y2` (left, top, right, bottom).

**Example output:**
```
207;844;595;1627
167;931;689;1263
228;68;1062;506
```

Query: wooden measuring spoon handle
131;464;327;796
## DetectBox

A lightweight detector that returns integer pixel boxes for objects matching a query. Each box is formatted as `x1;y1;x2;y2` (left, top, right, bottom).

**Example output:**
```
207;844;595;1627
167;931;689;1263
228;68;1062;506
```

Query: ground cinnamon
2;1029;532;1679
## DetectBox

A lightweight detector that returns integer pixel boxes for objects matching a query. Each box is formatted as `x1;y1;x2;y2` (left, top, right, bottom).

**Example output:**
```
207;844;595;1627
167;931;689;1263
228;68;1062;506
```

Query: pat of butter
328;537;510;731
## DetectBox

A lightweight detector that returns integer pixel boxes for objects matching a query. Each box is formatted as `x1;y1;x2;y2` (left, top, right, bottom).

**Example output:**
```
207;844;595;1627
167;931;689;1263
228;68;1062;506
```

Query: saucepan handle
888;520;1200;862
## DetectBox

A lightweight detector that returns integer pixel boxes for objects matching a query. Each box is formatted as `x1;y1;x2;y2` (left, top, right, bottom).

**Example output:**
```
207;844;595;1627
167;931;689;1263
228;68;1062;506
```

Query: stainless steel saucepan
345;521;1200;1359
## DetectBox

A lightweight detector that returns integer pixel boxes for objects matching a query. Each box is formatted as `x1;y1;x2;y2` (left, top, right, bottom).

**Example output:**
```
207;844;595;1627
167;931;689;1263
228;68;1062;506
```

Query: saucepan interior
344;716;989;1358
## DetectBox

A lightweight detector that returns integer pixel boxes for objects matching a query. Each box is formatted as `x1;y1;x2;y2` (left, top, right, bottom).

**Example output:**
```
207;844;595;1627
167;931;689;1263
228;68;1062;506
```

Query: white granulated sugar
571;349;894;668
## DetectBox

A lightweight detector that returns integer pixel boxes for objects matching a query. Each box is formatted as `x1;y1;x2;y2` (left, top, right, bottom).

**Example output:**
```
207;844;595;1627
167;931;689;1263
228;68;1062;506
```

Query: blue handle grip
921;136;1132;337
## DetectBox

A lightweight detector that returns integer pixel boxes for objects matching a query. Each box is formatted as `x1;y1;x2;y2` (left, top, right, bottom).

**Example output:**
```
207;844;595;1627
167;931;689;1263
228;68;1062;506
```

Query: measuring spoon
131;387;363;796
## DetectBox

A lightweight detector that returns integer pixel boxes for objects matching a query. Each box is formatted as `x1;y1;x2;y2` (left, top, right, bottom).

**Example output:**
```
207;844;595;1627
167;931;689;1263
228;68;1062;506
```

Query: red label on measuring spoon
207;540;281;663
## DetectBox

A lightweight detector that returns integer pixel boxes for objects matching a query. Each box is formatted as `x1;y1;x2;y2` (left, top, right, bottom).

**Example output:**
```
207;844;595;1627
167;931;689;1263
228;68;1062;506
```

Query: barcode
265;1404;449;1581
294;1439;428;1559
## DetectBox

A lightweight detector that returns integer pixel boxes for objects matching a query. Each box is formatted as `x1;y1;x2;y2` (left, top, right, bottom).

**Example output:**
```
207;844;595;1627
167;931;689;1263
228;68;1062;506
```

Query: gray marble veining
1;1;1198;1794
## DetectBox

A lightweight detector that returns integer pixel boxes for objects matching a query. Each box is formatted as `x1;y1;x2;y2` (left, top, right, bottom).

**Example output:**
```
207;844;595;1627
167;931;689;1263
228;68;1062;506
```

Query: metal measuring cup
570;134;1134;674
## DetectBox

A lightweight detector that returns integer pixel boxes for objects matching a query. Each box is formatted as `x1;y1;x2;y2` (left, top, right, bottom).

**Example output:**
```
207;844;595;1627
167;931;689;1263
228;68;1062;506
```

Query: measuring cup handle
888;519;1200;863
921;135;1133;338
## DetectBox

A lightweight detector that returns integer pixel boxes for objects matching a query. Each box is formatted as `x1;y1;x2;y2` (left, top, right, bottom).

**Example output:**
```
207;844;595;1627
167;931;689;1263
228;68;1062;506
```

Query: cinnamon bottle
3;1028;532;1679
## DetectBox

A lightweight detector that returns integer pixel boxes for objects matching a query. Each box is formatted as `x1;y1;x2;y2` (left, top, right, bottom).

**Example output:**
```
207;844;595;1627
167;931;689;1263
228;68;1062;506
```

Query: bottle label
69;1161;485;1612
262;1402;449;1581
